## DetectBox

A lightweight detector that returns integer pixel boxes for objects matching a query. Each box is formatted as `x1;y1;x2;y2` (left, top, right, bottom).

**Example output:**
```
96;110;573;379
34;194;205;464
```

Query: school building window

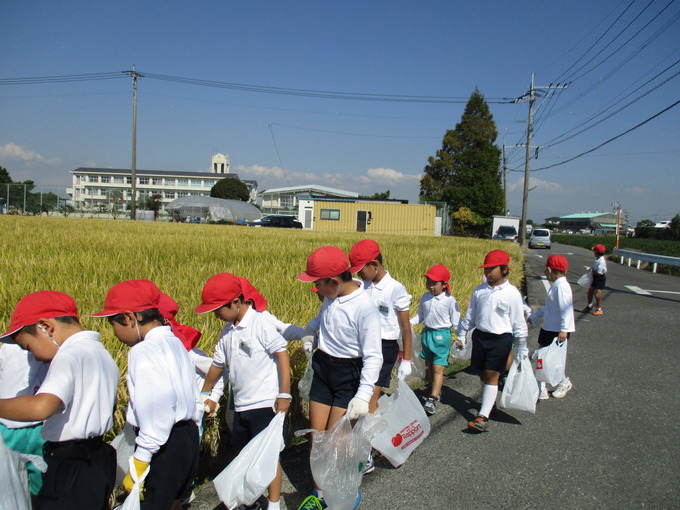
191;179;202;187
320;208;340;220
113;176;124;184
138;177;149;185
178;191;188;197
152;178;162;185
126;177;132;184
88;175;99;183
178;178;188;186
164;191;176;199
100;176;110;183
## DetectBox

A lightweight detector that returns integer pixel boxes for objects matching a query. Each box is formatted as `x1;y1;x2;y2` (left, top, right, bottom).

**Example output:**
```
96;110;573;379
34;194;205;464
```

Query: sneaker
538;387;550;400
467;414;490;432
298;491;327;510
581;305;593;313
592;309;603;316
363;451;375;474
423;396;438;415
552;379;573;399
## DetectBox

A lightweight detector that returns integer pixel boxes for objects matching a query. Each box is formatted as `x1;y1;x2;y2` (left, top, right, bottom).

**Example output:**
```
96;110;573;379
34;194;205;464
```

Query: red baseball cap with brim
349;239;381;273
424;264;451;293
546;254;568;272
92;279;161;317
592;244;606;254
480;249;511;268
238;277;268;311
1;291;79;341
298;246;350;282
195;273;243;314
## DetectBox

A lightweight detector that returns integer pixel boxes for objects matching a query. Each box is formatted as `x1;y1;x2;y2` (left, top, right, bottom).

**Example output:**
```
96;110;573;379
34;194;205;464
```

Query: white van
529;229;551;249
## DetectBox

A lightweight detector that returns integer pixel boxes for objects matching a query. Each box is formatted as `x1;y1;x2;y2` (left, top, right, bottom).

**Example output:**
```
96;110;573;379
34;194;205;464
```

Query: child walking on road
528;255;575;399
582;244;607;315
456;250;528;432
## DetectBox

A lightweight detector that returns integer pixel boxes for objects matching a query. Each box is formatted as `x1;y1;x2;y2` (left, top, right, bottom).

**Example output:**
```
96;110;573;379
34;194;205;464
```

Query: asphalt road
191;243;680;509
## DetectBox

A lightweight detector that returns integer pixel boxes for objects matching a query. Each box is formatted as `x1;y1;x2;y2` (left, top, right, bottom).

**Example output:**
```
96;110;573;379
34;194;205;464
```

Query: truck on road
491;215;521;242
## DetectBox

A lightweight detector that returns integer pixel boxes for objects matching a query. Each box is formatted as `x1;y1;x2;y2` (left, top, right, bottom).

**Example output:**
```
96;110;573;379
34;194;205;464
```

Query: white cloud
0;142;62;165
507;176;566;194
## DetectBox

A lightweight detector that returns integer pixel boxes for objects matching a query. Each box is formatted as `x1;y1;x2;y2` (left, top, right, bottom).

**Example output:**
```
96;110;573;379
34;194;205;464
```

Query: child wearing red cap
196;273;291;510
456;250;528;432
410;264;460;415
296;246;382;510
94;279;201;510
0;291;119;509
527;255;575;399
582;244;607;315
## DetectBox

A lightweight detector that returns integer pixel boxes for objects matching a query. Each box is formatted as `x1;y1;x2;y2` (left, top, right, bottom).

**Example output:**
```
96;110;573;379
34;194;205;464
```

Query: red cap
349;239;381;273
238;277;268;311
158;293;202;351
424;264;451;293
592;244;606;255
195;273;242;314
298;246;350;282
1;291;79;341
92;280;161;317
546;255;568;272
480;250;511;268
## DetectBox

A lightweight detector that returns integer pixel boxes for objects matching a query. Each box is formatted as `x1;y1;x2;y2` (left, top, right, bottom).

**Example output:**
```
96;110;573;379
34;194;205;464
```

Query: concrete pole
520;73;535;246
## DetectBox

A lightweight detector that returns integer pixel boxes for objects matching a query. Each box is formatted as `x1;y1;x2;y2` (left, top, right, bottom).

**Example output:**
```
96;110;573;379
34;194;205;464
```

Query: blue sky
1;1;678;224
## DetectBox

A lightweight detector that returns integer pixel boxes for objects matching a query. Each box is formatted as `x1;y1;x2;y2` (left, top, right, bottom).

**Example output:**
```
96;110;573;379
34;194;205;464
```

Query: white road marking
626;285;680;296
540;276;550;293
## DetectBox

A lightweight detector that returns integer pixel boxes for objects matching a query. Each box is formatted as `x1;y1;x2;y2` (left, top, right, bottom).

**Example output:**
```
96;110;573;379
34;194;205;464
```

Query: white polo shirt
529;276;575;333
457;280;528;340
593;256;607;275
362;272;412;340
188;347;226;406
260;310;307;341
212;307;288;412
36;330;119;442
126;326;201;463
410;291;460;331
0;344;50;428
307;282;382;402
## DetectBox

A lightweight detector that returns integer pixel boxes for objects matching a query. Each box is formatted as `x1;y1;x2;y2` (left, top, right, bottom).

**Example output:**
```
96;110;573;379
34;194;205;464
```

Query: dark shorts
592;274;606;290
37;438;115;510
231;407;280;450
538;329;571;347
376;339;400;388
310;349;362;409
142;420;199;510
470;330;514;373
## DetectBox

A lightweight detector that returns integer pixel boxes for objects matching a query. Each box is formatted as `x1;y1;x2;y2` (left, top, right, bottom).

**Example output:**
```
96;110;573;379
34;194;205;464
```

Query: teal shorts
0;422;45;495
419;327;451;367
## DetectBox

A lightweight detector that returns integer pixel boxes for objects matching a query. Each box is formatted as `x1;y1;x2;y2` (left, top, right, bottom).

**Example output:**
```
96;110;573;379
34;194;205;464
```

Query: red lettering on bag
537;359;543;369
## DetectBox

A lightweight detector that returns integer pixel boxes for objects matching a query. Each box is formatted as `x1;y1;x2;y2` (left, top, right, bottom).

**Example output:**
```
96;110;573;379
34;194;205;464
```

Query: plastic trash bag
213;412;285;509
410;329;427;380
296;414;385;510
111;423;136;486
499;357;539;413
298;351;314;402
451;329;473;360
0;433;47;510
577;272;593;288
533;338;568;386
370;380;430;467
115;457;150;510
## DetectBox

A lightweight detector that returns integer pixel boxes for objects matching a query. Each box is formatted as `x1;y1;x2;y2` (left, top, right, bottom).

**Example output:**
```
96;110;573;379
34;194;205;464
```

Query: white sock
539;381;546;392
268;500;281;510
560;377;570;385
480;384;498;418
316;489;323;499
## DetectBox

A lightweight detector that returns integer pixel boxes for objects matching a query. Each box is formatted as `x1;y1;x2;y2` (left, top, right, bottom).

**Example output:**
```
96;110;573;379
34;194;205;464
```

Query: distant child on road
582;244;607;315
528;255;575;399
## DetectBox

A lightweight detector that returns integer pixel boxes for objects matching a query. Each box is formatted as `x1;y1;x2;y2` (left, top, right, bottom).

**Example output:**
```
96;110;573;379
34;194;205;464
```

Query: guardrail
613;248;680;273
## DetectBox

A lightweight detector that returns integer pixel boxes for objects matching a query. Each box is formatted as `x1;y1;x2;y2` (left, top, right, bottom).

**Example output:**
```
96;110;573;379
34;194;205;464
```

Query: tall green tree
210;177;250;202
420;88;503;223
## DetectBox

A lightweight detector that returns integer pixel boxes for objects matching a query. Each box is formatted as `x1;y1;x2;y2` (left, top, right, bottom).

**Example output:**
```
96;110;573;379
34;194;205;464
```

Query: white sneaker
538;387;550;400
552;379;573;399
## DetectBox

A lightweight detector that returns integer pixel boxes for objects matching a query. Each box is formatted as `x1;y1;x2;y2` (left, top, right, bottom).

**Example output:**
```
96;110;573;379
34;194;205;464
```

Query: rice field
0;215;524;439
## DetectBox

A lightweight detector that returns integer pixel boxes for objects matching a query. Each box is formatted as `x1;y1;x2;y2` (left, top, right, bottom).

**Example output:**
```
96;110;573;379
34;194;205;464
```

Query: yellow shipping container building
298;199;440;236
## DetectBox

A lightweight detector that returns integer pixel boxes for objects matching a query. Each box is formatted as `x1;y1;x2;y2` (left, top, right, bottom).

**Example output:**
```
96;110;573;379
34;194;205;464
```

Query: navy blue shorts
538;329;571;347
231;407;280;450
470;330;513;373
376;339;400;388
592;274;606;289
310;349;362;409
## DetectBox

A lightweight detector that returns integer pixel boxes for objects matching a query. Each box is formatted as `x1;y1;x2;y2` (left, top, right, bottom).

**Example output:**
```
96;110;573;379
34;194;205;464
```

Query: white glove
516;341;529;361
397;360;412;380
300;335;314;355
201;393;220;415
346;397;369;419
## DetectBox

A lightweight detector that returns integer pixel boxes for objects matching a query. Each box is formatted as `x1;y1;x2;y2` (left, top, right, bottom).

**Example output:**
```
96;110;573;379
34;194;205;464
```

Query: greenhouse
166;196;262;223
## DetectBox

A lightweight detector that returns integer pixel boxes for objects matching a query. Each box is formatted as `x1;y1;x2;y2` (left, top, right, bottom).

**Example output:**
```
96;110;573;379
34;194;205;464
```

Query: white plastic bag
410;329;427;380
111;423;136;486
296;414;384;510
577;272;593;288
370;380;431;467
117;457;150;510
499;358;539;413
0;434;32;510
533;339;568;386
451;329;473;360
298;352;314;402
213;412;285;509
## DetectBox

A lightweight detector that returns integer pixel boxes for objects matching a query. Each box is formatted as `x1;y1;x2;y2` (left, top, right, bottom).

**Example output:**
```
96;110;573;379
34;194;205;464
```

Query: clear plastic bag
0;433;34;510
116;457;150;510
499;358;539;413
533;339;568;386
213;412;285;509
451;329;473;360
577;272;593;288
370;380;431;467
296;414;385;510
410;329;427;380
111;423;136;486
298;352;314;402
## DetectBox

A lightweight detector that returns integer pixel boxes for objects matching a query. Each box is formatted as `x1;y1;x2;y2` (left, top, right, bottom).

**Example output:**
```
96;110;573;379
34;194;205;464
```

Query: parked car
493;225;518;242
249;215;302;229
529;228;551;249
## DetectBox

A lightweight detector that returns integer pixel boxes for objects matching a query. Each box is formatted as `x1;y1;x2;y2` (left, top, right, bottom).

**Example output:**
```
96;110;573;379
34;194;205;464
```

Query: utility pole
502;144;507;215
515;73;568;245
126;66;142;220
